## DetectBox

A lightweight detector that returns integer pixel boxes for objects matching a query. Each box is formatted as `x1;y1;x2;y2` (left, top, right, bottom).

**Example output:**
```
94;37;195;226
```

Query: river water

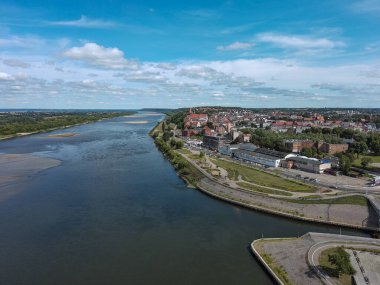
0;112;368;285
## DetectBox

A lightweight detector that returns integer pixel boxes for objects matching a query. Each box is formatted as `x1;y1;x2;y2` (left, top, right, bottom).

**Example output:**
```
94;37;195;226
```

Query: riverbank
149;122;380;232
0;111;135;141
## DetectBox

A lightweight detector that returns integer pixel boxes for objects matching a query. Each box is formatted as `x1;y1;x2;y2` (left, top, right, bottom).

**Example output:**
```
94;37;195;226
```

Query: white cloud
3;59;31;68
350;0;380;13
217;41;254;51
0;72;14;80
0;35;44;48
63;43;135;69
257;33;345;50
49;15;118;28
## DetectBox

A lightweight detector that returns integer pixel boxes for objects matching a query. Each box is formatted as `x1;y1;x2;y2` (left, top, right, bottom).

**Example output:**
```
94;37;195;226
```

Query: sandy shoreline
125;121;149;124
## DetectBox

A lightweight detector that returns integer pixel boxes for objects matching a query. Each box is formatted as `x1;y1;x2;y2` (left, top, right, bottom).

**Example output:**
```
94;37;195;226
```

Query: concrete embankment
251;232;380;285
197;178;379;232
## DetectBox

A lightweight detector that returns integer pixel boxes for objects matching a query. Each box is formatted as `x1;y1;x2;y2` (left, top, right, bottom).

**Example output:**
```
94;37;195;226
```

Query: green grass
353;154;380;166
302;195;322;199
261;253;292;285
352;154;380;172
176;148;192;155
319;247;353;285
210;158;316;193
237;182;292;196
284;195;368;206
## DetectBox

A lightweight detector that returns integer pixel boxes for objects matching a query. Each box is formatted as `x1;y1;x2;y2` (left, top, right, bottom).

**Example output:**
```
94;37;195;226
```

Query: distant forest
0;111;134;137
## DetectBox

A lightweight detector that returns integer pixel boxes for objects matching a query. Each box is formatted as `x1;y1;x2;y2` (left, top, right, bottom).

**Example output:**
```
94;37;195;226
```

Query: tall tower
189;108;192;114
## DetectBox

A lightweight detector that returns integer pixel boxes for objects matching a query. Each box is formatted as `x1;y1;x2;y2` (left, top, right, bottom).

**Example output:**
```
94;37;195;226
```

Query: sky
0;0;380;109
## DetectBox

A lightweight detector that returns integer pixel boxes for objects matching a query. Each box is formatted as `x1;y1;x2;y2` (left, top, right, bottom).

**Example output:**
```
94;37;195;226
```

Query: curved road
308;240;380;285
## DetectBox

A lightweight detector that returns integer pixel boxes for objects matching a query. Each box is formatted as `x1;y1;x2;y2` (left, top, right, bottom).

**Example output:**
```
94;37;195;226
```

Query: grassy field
353;154;380;172
210;158;316;193
353;154;380;166
285;195;368;206
319;247;353;285
237;182;293;196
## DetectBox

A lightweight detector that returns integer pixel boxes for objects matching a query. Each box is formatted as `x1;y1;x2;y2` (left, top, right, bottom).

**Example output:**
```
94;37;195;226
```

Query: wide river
0;112;369;285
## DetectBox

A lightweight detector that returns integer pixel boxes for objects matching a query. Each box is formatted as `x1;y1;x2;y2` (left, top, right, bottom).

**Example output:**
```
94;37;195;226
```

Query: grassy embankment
260;252;292;285
210;157;316;193
284;195;368;206
150;122;204;186
319;247;355;285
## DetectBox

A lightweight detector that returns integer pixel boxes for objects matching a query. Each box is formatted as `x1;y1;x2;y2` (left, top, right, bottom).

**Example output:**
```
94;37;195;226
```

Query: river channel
0;112;368;285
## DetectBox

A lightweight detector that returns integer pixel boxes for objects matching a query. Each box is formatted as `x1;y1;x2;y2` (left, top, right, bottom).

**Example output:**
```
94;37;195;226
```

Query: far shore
125;121;149;124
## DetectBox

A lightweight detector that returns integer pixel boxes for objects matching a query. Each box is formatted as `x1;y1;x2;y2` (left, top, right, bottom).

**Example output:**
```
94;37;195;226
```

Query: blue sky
0;0;380;108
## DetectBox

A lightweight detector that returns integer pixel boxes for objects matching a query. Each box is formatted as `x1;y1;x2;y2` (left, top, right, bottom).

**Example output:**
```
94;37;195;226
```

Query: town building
285;139;315;153
233;146;295;168
283;156;331;174
318;142;349;155
202;135;227;150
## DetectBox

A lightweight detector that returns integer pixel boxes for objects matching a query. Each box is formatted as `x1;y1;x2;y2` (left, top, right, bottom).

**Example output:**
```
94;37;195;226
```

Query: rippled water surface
0;113;368;285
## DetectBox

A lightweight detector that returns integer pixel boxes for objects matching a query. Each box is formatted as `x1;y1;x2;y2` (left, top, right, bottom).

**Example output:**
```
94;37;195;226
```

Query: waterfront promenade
178;151;380;231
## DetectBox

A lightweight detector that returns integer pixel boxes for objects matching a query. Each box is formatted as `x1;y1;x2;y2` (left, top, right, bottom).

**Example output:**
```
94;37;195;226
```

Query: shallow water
0;112;369;285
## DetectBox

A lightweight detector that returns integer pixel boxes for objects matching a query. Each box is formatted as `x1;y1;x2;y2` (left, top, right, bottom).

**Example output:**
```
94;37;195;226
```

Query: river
0;112;369;285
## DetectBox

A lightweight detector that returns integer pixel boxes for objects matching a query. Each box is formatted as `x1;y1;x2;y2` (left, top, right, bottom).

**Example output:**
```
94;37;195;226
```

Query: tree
162;131;171;142
350;141;368;157
175;140;184;149
339;155;352;175
368;134;380;155
169;138;176;148
328;247;356;275
361;157;373;169
301;147;317;157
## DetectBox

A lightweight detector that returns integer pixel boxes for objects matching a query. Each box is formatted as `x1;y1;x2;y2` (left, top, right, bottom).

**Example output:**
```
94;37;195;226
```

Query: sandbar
47;133;77;138
0;154;61;189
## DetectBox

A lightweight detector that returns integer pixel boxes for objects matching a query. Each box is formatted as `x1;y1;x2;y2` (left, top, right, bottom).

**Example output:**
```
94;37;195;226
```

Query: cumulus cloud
257;33;345;51
63;43;136;69
3;59;31;68
217;41;254;51
49;15;118;28
0;72;14;80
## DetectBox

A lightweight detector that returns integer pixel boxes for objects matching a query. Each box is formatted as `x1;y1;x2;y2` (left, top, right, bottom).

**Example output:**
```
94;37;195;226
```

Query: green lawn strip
302;195;322;199
237;182;292;196
176;148;192;155
318;247;354;285
283;195;368;206
210;158;316;192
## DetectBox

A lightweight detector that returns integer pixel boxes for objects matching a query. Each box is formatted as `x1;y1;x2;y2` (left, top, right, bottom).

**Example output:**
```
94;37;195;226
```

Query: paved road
308;238;380;285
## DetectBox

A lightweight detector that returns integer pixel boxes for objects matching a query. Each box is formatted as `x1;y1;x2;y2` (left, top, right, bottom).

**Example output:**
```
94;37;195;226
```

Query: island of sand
0;154;61;200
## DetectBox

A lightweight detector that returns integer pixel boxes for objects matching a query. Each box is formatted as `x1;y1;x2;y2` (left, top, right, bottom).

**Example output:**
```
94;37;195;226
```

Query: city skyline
1;0;380;108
